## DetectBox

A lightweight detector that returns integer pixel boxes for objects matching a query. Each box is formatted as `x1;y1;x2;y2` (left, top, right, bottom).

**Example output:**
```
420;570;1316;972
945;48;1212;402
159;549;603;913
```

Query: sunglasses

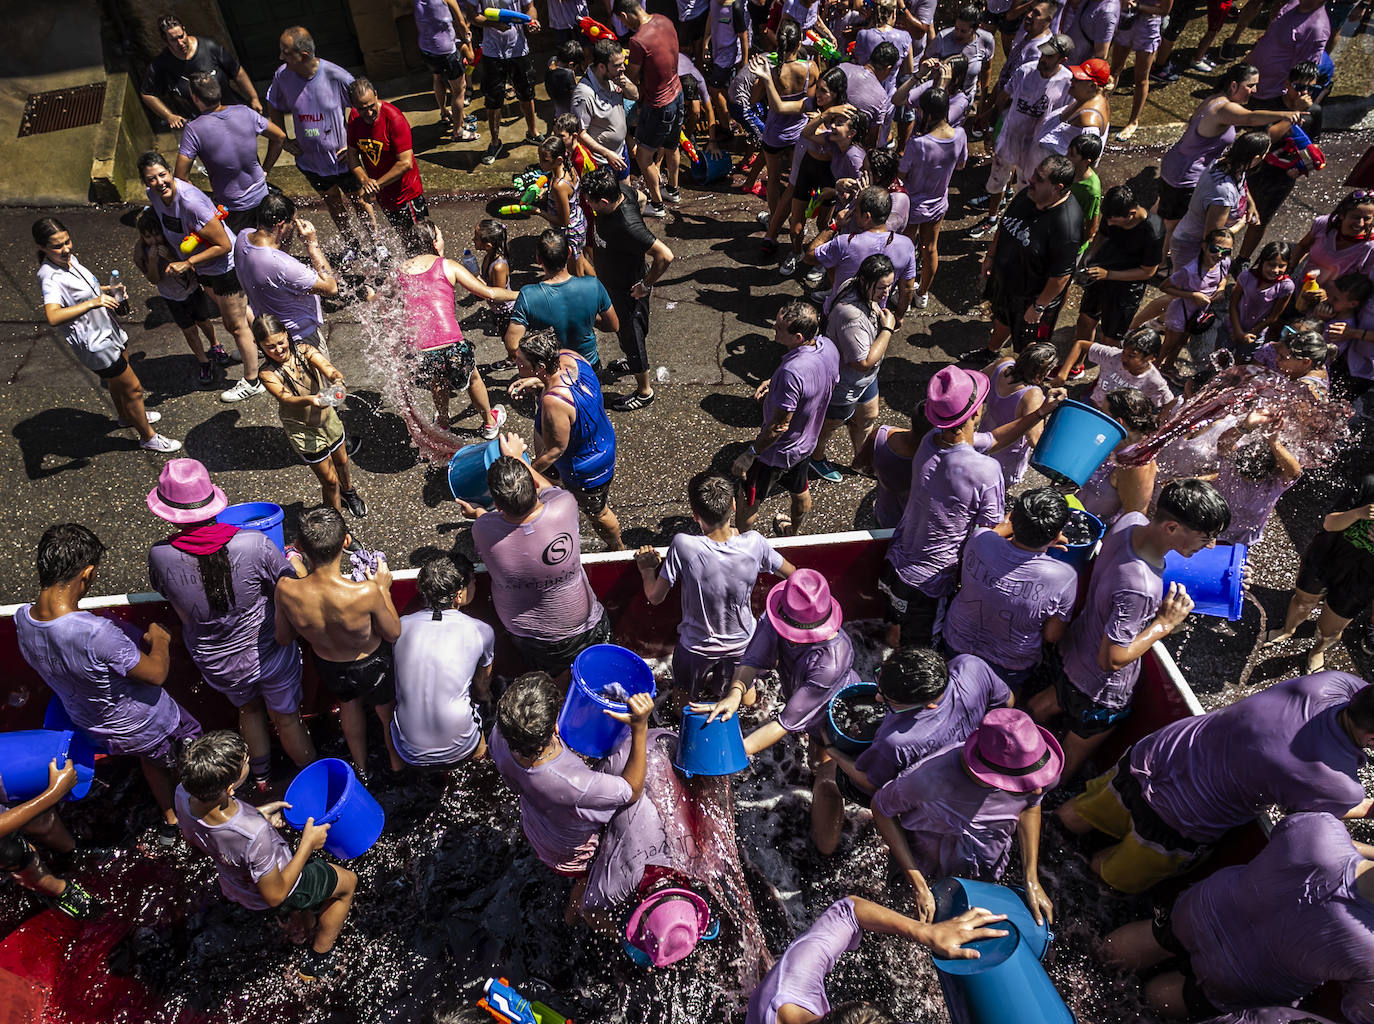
1206;245;1232;256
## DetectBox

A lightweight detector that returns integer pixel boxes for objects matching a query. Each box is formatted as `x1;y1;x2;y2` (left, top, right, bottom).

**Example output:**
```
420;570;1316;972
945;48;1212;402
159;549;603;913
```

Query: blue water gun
482;7;532;22
478;978;571;1024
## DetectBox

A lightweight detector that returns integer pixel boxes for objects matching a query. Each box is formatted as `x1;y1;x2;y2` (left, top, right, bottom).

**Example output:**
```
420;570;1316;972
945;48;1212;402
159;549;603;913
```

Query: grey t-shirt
572;71;628;152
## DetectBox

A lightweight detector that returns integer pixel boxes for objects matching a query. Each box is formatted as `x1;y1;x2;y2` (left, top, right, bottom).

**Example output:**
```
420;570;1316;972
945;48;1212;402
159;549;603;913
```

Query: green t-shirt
1071;169;1102;255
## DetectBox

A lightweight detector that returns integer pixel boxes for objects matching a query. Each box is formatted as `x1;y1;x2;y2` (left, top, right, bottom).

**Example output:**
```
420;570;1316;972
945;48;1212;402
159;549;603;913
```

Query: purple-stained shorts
118;703;202;770
671;642;741;702
1113;14;1162;53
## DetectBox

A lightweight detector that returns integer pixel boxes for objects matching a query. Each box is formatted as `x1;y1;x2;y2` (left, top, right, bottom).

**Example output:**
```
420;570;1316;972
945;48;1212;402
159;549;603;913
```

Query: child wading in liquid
0;758;104;920
135;208;221;386
176;731;357;982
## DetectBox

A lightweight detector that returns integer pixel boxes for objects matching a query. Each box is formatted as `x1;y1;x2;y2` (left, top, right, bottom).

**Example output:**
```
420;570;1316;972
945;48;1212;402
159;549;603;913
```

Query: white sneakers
481;405;508;440
140;434;182;453
220;378;266;403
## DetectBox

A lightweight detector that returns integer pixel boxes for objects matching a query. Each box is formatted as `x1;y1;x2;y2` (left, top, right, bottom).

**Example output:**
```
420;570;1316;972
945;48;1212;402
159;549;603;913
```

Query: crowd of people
13;0;1374;1020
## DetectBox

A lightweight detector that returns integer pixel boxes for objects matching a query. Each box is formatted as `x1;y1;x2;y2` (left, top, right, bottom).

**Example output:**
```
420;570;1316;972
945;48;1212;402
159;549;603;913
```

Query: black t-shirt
591;184;657;290
546;64;577;106
991;189;1084;298
141;37;241;113
1093;210;1165;272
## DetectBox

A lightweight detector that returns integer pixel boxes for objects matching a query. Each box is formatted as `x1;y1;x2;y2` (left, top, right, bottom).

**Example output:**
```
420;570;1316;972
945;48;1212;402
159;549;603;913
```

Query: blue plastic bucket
43;694;109;755
558;645;657;759
675;708;749;777
691;151;733;184
1047;508;1105;571
0;729;96;803
824;682;885;756
282;758;385;859
1030;400;1127;488
218;502;286;552
931;878;1073;1024
446;438;501;506
1163;543;1247;620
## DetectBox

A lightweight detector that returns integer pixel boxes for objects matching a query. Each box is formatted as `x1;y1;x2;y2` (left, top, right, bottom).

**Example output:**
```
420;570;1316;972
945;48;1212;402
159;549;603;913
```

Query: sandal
1114;123;1139;142
452;128;480;143
772;513;794;536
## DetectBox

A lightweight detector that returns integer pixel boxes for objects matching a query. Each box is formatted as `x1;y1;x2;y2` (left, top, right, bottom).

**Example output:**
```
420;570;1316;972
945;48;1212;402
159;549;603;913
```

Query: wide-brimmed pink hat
926;367;990;429
766;569;842;644
146;459;228;525
961;708;1064;793
624;888;712;968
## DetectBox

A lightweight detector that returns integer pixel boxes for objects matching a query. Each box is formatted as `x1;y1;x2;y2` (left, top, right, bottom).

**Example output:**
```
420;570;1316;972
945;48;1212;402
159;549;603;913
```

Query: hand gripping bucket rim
282;757;385;859
217;501;286;552
1162;542;1248;620
1046;507;1106;570
1029;399;1128;488
930;877;1052;973
558;644;657;759
446;438;503;505
0;729;97;803
824;682;885;756
674;708;749;777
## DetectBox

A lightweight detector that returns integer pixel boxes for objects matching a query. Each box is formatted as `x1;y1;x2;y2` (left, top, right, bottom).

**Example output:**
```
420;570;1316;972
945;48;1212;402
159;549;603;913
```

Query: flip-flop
452;128;480;143
1114;124;1139;142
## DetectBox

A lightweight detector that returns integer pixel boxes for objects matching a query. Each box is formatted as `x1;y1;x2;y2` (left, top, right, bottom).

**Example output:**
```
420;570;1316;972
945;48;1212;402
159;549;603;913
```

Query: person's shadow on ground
12;408;138;479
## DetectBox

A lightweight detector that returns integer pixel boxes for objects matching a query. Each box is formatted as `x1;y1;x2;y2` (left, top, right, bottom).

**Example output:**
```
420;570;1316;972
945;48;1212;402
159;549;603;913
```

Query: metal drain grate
17;82;107;138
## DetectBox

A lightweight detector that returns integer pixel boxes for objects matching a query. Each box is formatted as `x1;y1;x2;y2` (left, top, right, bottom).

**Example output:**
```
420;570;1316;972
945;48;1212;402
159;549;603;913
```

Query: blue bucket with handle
1163;543;1247;620
446;438;502;506
0;729;96;803
823;682;885;756
218;502;286;552
283;758;385;859
1030;400;1127;488
558;645;657;759
675;708;749;777
1046;507;1106;570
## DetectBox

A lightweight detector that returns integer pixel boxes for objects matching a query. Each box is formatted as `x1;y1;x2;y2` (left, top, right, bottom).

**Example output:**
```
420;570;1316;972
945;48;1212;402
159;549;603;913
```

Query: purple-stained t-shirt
548;0;590;31
740;617;859;733
836;63;890;132
174;787;294;910
1160;98;1236;189
886;432;1005;597
265;59;354;176
414;0;458;53
1306;215;1374;282
1059;520;1163;709
148;530;300;706
489;724;635;872
999;63;1072;177
1129;672;1369;842
1087;342;1175;409
926;26;996;88
873;424;912;528
1249;2;1331;98
899;129;968;224
14;607;182;757
830;142;866;186
480;0;531;59
472;487;604;641
852;27;914;93
1173;812;1374;1021
759;337;840;470
178;106;271;211
1170;167;1245;268
1217;458;1294;547
873;742;1050;879
904;0;938;25
1201;1010;1343;1024
147;181;233;276
855;654;1010;789
813;229;917;313
746;898;863;1024
943;529;1080;673
232;229;323;341
1235;268;1296;333
887;190;911;232
660;531;785;657
709;0;750;68
1060;0;1120;62
1164;256;1231;333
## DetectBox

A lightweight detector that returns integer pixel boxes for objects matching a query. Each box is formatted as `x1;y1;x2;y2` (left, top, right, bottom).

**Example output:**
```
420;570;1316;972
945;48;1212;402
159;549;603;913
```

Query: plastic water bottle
324;382;347;407
655;366;670;384
108;269;129;316
461;248;481;276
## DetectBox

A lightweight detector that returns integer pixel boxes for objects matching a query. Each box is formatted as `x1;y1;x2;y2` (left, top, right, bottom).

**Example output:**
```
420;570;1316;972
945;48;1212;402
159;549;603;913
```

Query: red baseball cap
1070;58;1111;86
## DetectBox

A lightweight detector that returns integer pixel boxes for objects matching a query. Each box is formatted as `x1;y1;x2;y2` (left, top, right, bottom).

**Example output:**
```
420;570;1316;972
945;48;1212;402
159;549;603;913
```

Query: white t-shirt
37;256;127;371
390;607;495;765
1088;342;1175;409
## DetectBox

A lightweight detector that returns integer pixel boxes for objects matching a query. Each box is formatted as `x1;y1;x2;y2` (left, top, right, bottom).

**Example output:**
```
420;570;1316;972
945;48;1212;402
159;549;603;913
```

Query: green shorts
280;858;338;912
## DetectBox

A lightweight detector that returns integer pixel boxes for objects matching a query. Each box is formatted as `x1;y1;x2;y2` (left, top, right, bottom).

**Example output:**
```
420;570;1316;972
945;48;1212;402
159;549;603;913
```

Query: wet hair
256;192;296;230
777;21;804;58
1068;132;1102;165
539;135;573;177
1332;272;1374;309
870;41;900;69
1216;131;1270;178
189;71;221;107
818;1001;895;1024
778;299;820;341
834;107;869;142
1101;184;1136;220
1121;325;1162;358
1009;342;1057;386
32;216;68;263
1104;387;1159;435
1038;154;1075;191
582;166;620;204
418;554;475;619
818;66;849;107
518;330;562;375
497;671;561;759
877;646;949;705
137;150;172;177
855;186;892;224
413;219;443;255
282;26;316;57
1284;328;1331;364
956;3;981;22
688;470;736;529
137;207;161;235
612;0;643;17
1327;191;1374;234
591;38;620;68
552;112;582;139
158;14;185;37
1156;478;1231;535
475;218;509;260
866;148;899;189
431;1005;493;1024
836;252;895;312
487;457;538;517
348;77;378;104
556;39;585;69
536;228;571;271
1216;63;1258;94
1289;60;1319;84
1233;438;1278;482
945;54;971;94
1011;487;1071;548
1351;473;1374;510
296;505;347;565
1252;239;1292;272
180;731;248;802
1347;683;1374;733
251;313;291;361
919;86;950;127
36;523;104;589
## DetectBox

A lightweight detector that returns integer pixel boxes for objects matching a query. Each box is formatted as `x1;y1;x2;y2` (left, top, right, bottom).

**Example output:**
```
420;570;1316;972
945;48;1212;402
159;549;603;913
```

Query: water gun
578;15;617;40
804;188;822;219
512;170;548;205
483;6;532;22
478;978;571;1024
679;131;699;164
498;203;536;216
179;205;228;255
805;30;842;64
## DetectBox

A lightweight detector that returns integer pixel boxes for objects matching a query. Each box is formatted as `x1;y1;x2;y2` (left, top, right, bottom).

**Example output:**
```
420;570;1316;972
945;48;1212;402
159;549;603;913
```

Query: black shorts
567;476;613;517
198;267;242;297
0;833;37;874
224;205;260;235
311;643;396;706
420;46;466;80
383;195;432;251
1151;902;1223;1018
511;607;613;676
1295;529;1374;620
610;288;651;373
484;54;536;107
679;9;710;45
1247;164;1297;224
679;74;702;103
741;456;809;504
95;354;130;380
836;767;873;808
1080;279;1147;341
279;858;338;912
1055;654;1131;738
302;168;363;196
987;278;1061;353
762;139;793;155
793;153;836;197
705;62;735;91
991;11;1024;33
878;560;940;646
165;286;218;329
1157;179;1195;222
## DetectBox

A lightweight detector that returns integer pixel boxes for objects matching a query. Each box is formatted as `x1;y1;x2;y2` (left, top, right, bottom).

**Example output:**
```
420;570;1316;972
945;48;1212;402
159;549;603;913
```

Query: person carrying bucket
176;731;358;982
0;758;104;920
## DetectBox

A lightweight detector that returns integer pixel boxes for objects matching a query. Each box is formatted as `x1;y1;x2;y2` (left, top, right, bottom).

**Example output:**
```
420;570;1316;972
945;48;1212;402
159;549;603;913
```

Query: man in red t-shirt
345;78;428;251
613;0;682;219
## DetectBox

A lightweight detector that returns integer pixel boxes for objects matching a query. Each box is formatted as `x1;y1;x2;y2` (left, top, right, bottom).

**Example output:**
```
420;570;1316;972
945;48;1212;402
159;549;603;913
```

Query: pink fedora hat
624;888;712;968
961;708;1064;793
146;459;228;526
765;568;842;644
926;367;990;429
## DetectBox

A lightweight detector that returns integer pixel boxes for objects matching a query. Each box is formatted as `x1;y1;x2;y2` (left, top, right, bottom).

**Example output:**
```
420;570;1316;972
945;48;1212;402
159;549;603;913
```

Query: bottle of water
461;248;481;277
655;365;670;384
109;269;129;316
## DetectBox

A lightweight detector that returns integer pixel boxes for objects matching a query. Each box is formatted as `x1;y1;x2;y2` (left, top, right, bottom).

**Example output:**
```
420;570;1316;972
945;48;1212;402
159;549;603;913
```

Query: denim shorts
825;374;879;421
636;92;685;151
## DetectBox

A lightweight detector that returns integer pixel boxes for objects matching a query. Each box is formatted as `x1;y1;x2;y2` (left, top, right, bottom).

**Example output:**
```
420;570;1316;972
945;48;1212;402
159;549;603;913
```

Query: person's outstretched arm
847;894;1009;959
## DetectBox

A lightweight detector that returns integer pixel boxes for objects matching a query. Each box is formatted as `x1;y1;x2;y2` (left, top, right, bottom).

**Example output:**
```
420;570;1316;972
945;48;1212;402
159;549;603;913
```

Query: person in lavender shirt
943;489;1080;691
731;302;840;537
146;460;314;790
489;671;653;918
413;0;477;144
873;708;1062;923
1245;0;1329;102
978;344;1056;485
1200;1011;1341;1024
805;187;916;318
924;6;995;103
1167;132;1268;270
1060;0;1120;61
745;895;1010;1024
265;27;375;241
835;45;897;147
1061;671;1374;893
635;471;794;704
1291;191;1374;290
897;87;967;308
1029;480;1228;782
175;73;286;234
233;193;339;351
15;524;201;835
852;1;915;98
1160;226;1233;373
1105;0;1172;142
1105;812;1374;1022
